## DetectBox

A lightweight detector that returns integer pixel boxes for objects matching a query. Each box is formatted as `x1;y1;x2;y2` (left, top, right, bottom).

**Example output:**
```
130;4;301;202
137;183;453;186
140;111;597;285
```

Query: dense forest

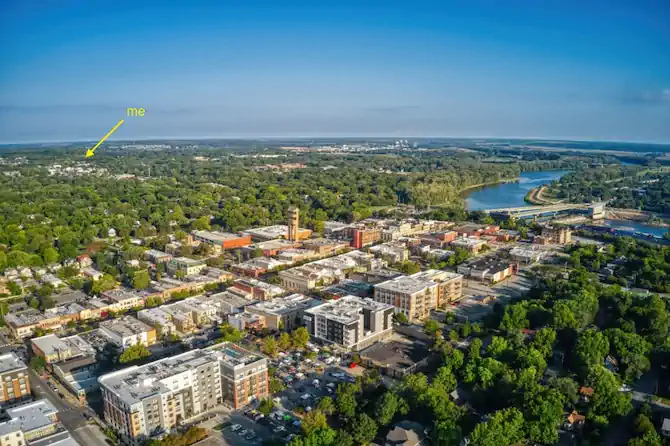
548;165;670;213
0;149;581;270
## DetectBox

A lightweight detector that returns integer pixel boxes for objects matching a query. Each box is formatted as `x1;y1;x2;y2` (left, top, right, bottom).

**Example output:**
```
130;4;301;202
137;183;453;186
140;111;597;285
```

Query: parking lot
200;347;360;446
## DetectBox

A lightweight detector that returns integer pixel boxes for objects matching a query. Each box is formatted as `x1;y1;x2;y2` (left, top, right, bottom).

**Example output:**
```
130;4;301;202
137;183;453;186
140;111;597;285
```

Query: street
28;369;108;446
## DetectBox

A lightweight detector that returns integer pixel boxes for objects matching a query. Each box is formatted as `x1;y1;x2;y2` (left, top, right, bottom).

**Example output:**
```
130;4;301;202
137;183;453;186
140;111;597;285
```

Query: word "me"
126;107;146;117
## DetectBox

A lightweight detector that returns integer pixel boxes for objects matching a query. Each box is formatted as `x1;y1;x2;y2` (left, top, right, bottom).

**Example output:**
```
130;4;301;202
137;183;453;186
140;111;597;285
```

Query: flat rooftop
100;344;264;405
99;316;154;337
360;340;429;370
0;352;26;375
0;399;58;436
248;293;320;315
375;275;437;295
193;230;247;243
171;256;206;266
306;295;392;325
410;269;462;282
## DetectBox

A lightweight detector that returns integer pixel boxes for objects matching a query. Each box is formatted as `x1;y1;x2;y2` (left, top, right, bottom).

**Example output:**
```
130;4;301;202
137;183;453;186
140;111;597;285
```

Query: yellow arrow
85;119;125;157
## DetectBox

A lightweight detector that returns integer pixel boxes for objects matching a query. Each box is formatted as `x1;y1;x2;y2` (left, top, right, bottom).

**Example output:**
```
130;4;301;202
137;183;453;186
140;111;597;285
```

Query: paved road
28;369;107;446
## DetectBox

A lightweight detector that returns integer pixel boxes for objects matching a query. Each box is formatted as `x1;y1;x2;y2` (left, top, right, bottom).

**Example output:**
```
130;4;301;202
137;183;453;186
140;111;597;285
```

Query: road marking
85;119;124;157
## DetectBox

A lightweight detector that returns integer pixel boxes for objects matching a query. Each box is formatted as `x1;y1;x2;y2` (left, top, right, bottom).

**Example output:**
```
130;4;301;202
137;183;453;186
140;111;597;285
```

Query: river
464;169;667;238
465;170;569;211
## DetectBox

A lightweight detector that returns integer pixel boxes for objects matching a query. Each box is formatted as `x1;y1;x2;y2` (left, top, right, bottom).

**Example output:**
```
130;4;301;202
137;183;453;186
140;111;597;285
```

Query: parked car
231;424;243;432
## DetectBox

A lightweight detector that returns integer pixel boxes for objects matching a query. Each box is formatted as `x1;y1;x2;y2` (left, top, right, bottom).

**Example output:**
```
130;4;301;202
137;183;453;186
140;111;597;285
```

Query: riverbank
459;177;520;194
524;186;564;205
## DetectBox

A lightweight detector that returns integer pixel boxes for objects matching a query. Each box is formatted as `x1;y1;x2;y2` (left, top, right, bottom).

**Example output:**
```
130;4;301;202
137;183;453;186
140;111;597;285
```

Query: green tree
291;327;310;349
258;398;274;416
278;332;292;350
191;216;211;231
586;365;632;421
423;319;441;335
219;323;244;342
262;336;279;358
302;410;328;436
30;356;47;373
269;378;285;394
131;270;151;290
374;391;408;426
90;274;118;295
317;396;335;415
574;328;610;375
393;312;409;325
336;383;358;420
42;247;59;264
468;408;525;446
119;343;151;364
350;413;378;446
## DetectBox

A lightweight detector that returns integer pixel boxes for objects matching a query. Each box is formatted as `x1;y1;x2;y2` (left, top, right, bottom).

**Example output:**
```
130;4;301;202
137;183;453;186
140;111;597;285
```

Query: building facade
374;276;439;322
303;295;394;351
99;343;267;442
0;353;30;406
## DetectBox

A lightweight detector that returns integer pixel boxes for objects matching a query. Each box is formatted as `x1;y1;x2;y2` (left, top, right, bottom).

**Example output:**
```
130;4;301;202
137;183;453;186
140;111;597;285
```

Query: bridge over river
485;203;605;221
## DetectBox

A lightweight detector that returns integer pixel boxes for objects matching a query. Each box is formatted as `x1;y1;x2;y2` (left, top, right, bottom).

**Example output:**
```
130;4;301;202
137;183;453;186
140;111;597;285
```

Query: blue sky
1;0;669;143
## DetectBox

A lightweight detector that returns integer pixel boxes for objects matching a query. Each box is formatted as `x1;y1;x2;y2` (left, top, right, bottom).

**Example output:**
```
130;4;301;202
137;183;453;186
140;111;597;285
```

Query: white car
231;424;242;432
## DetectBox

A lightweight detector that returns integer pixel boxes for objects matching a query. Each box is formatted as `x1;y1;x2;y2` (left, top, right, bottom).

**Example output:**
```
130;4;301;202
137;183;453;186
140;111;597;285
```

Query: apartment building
201;292;250;316
99;316;157;348
410;270;463;306
303;295;394;351
0;400;62;446
246;294;320;331
374;275;439;322
191;231;252;250
159;299;216;334
0;353;30;406
541;226;572;245
99;343;267;442
348;227;382;249
210;343;269;410
167;257;207;277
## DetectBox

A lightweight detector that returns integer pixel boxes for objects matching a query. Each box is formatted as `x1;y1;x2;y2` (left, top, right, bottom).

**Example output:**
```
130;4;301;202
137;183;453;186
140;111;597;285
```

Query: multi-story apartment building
374;275;439;322
0;353;30;406
541;226;572;245
99;316;157;348
99;343;267;442
167;257;207;277
410;270;463;306
348;227;382;249
303;295;394;351
101;289;147;313
246;294;320;331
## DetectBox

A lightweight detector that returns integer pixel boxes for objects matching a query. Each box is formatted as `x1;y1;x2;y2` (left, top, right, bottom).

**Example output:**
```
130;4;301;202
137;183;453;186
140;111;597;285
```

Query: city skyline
1;0;669;143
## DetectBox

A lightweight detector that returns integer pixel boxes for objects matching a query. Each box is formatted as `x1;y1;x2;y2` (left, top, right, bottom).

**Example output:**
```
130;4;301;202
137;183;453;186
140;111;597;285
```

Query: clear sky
1;0;669;143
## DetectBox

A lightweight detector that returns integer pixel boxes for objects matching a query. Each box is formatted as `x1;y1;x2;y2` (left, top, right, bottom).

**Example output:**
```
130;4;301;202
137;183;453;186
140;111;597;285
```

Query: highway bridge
485;203;605;221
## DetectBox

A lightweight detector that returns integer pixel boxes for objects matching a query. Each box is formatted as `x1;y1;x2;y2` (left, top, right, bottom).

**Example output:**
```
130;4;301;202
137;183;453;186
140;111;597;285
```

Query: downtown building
303;296;394;351
99;343;268;443
0;353;30;407
373;275;439;322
